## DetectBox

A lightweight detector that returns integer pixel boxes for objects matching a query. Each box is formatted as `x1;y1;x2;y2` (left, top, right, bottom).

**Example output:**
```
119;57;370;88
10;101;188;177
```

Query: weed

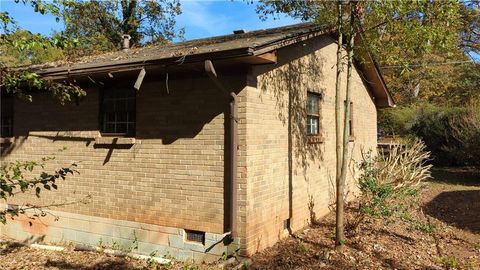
163;251;176;261
147;250;158;269
220;252;228;261
127;231;139;253
329;228;336;241
98;238;104;248
110;240;120;250
297;242;310;253
182;261;199;270
436;256;461;269
162;251;175;269
411;220;436;234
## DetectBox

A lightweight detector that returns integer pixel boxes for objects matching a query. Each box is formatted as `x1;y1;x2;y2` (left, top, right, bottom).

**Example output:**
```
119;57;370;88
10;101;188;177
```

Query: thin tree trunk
336;0;357;248
334;0;345;248
339;0;356;229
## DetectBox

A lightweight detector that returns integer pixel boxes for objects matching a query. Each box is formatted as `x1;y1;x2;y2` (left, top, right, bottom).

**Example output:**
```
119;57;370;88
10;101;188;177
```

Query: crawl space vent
185;230;205;244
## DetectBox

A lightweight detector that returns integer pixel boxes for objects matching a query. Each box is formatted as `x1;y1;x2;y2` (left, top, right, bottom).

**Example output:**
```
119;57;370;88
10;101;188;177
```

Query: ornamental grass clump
349;139;432;232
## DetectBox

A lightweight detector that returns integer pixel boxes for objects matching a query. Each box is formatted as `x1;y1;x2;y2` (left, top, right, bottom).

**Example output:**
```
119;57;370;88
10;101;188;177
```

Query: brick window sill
95;136;136;145
307;135;325;144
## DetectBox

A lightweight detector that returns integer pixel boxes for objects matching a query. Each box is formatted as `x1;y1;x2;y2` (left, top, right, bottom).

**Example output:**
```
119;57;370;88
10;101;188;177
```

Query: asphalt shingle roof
28;22;328;72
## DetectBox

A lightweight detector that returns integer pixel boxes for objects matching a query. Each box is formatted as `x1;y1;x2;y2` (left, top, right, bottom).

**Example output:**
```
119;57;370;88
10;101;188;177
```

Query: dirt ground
1;167;479;270
249;167;480;270
0;243;149;270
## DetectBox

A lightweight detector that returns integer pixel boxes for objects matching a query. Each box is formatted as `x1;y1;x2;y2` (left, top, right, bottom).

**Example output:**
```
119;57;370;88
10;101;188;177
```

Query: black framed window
100;87;136;136
349;102;354;137
344;101;354;138
307;92;320;135
1;93;13;137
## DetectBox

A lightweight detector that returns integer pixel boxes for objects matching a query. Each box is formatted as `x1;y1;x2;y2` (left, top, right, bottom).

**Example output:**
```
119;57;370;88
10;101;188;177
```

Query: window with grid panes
101;87;136;136
307;92;320;135
1;93;13;137
349;102;354;137
344;101;354;138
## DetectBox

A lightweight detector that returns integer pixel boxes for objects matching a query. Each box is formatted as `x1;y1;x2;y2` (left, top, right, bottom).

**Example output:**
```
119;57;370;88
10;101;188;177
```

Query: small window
100;87;136;136
345;101;354;138
307;92;320;136
349;102;354;137
1;93;13;137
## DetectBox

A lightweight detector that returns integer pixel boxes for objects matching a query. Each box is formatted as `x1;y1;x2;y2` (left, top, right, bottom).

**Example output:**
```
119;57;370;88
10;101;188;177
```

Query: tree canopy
256;0;479;105
0;0;184;103
1;0;184;64
62;0;184;56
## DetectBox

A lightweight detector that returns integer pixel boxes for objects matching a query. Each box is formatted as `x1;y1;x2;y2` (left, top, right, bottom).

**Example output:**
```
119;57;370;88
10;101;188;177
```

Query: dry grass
375;139;432;189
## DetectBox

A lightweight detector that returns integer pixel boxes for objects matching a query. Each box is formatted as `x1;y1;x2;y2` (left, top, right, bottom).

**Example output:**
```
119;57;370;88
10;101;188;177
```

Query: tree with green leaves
257;0;476;105
0;0;184;103
62;0;184;56
1;0;184;61
0;1;85;102
0;157;79;224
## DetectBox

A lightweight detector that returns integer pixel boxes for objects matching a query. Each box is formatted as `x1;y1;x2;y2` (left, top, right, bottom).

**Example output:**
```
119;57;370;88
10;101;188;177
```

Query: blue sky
2;0;476;62
0;0;301;40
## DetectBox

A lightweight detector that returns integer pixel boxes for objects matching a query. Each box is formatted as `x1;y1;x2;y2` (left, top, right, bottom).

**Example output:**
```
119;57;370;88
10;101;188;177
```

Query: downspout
204;60;238;238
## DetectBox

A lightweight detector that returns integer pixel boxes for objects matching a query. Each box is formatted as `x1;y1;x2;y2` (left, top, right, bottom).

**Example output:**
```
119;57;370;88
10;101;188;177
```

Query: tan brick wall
1;75;247;237
0;35;378;258
244;35;378;254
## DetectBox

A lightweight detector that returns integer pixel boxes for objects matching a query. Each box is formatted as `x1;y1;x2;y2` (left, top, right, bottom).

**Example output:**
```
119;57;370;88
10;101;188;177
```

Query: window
345;101;354;139
307;92;320;136
100;87;136;136
1;93;13;137
349;102;354;137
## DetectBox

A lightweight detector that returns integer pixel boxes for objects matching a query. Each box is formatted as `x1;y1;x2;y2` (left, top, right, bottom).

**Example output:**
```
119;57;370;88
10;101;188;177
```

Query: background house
0;23;393;261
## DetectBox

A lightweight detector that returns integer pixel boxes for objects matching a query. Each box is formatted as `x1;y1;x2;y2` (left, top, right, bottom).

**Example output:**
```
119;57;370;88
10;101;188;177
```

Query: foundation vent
185;229;205;245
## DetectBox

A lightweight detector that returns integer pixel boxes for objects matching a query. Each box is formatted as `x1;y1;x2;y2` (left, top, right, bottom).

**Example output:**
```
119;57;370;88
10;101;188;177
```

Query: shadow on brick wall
251;37;328;237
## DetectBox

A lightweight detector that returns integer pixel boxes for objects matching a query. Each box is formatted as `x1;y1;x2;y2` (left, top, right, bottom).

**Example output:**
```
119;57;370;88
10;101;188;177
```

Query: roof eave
28;24;333;80
353;28;395;108
27;47;256;79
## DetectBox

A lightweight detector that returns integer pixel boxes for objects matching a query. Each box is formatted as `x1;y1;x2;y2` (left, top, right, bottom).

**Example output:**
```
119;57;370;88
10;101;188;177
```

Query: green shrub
378;105;421;135
412;102;480;166
379;100;480;166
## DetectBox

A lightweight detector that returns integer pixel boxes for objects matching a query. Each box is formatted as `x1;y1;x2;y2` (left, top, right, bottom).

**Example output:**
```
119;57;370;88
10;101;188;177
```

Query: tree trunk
334;0;345;248
336;0;357;248
340;0;357;229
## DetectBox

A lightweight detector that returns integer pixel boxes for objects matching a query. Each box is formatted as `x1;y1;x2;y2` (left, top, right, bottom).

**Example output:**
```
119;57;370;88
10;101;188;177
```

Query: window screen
349;102;354;137
1;94;13;137
101;87;136;136
345;101;354;137
307;92;320;135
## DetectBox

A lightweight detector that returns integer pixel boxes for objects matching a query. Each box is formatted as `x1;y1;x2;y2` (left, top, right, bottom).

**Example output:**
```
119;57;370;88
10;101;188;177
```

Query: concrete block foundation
0;206;231;262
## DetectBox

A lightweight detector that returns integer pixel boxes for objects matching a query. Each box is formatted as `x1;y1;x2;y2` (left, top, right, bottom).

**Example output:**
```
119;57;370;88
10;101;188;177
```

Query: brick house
0;23;394;261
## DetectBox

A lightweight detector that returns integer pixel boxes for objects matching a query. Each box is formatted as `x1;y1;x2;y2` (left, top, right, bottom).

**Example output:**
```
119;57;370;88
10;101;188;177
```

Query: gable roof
23;22;394;108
